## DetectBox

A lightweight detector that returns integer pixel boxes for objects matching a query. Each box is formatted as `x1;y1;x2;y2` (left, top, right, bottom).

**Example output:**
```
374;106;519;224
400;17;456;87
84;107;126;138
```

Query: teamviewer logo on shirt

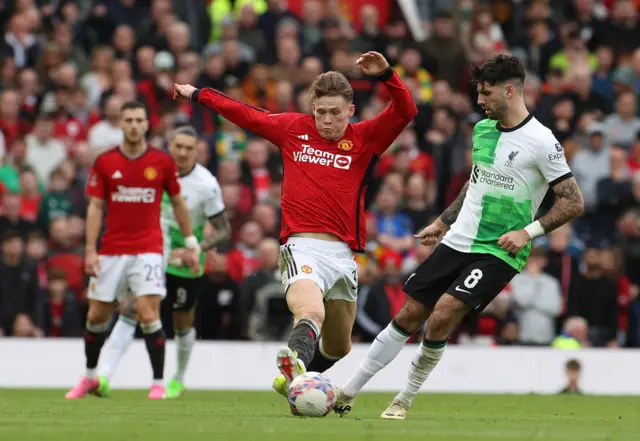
333;155;352;169
293;145;352;170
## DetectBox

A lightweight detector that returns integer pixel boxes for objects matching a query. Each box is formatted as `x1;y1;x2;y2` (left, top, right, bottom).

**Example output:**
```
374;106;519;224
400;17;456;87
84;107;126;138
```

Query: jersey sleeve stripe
549;171;573;187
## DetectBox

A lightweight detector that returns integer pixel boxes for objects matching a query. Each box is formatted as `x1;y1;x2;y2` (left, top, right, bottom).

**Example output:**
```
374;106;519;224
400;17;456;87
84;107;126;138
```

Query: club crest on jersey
301;265;313;274
504;150;519;168
338;139;353;152
144;167;158;181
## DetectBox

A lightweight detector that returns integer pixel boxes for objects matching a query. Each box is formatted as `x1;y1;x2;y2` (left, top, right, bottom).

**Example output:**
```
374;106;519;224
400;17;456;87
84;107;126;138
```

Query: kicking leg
307;299;356;372
137;294;166;399
98;292;138;381
381;294;468;419
66;300;116;399
334;297;430;416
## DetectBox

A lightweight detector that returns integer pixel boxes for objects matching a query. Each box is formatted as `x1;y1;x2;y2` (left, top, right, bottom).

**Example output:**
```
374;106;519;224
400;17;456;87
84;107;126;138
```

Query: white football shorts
278;237;358;302
88;253;166;303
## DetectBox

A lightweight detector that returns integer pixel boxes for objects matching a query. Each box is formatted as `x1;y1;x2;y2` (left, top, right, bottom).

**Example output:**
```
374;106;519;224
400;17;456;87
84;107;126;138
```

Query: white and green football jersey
442;116;572;271
161;164;225;278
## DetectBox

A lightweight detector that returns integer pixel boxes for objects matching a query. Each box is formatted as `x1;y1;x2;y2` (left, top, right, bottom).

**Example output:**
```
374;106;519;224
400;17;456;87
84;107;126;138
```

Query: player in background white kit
333;54;585;419
97;126;231;398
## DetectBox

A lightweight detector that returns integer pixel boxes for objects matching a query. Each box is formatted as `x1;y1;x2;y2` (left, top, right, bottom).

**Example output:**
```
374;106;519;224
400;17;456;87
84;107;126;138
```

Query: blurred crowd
0;0;639;348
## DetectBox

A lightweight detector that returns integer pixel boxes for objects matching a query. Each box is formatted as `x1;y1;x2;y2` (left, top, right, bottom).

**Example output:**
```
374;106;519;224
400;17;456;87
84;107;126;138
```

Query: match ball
288;372;336;417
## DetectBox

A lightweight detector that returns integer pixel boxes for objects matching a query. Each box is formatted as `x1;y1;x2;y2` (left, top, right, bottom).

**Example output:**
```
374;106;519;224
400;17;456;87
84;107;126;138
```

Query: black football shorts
403;244;518;312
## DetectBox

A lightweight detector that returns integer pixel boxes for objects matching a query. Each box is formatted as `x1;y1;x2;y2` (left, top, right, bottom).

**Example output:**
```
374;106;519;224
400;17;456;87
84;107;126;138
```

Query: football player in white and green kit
333;55;585;419
96;126;230;398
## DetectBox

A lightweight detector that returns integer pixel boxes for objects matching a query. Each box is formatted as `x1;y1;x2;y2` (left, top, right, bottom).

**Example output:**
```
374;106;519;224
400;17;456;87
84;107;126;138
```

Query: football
287;372;336;417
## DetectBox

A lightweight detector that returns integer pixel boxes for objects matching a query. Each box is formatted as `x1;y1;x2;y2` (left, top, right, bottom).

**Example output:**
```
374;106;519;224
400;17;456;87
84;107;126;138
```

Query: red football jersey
192;69;417;251
86;147;180;255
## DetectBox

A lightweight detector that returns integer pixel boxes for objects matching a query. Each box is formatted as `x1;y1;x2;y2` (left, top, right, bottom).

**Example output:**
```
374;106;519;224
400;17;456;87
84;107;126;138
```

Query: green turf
1;390;639;441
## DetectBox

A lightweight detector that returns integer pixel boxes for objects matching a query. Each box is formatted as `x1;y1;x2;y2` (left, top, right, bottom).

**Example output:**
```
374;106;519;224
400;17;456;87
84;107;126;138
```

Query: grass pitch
1;389;639;441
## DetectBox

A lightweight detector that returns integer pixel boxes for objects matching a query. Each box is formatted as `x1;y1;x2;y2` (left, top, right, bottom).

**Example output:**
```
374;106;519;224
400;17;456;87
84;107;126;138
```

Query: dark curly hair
470;54;526;87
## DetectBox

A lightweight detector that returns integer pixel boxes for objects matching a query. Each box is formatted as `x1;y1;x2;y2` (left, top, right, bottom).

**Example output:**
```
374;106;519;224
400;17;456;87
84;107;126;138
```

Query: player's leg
166;274;200;398
384;255;518;419
130;253;167;399
307;258;359;372
66;255;123;399
97;292;138;381
306;299;356;372
275;243;326;385
335;245;464;415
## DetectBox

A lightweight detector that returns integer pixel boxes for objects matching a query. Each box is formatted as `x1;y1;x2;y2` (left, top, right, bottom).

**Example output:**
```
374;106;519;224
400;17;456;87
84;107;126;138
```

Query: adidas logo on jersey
112;170;123;179
297;134;309;141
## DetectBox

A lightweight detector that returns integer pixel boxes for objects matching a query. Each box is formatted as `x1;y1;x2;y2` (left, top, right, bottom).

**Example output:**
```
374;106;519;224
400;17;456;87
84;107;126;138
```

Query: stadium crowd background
0;0;639;349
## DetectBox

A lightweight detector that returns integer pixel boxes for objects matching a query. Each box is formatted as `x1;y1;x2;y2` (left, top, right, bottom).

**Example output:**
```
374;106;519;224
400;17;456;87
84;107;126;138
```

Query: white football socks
343;321;411;398
98;316;137;379
174;328;196;382
396;341;446;406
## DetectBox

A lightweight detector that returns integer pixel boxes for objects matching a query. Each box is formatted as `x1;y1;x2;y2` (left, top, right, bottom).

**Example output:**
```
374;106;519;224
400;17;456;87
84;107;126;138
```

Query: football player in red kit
65;101;200;400
174;51;417;401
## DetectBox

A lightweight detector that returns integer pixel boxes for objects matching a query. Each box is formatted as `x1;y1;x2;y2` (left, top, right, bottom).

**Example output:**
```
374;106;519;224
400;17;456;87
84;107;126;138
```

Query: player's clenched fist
85;250;100;277
356;51;390;76
173;84;196;100
415;219;448;247
498;229;531;255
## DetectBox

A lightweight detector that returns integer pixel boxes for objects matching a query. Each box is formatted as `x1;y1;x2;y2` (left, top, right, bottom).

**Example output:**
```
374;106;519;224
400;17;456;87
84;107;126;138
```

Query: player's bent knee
87;300;115;324
136;295;161;324
426;294;470;339
172;310;194;330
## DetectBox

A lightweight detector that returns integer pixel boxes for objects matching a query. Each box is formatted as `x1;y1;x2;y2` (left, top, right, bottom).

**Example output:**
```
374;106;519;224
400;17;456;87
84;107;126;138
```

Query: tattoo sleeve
538;177;584;234
440;181;470;226
200;212;232;251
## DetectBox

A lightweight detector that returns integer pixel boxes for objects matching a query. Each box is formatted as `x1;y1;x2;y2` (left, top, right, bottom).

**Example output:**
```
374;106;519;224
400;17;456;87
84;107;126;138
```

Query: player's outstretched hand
415;219;448;247
183;248;201;274
173;84;196;100
498;229;531;255
356;51;390;76
85;250;100;277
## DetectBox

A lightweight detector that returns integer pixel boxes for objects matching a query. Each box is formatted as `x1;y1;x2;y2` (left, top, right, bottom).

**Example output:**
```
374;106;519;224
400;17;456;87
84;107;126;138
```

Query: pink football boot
148;384;166;400
65;377;98;399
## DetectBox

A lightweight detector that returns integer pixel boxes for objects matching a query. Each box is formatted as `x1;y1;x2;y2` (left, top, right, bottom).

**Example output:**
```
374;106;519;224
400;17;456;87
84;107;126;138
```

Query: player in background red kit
174;51;417;403
65;102;200;400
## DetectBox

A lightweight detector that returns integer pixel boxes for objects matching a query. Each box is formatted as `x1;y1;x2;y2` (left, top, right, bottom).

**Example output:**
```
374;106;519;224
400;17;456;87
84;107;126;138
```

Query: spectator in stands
25;113;67;185
252;202;280;241
243;238;287;341
421;9;467;90
552;316;590;349
356;249;407;342
226;220;263;282
0;230;40;337
571;122;610;221
403;173;435;235
603;91;640;150
18;167;41;223
198;251;242;340
1;12;41;69
568;240;619;347
87;94;124;151
510;247;563;345
374;184;414;255
596;146;635;238
36;167;76;234
559;359;583;394
0;191;34;239
35;268;82;337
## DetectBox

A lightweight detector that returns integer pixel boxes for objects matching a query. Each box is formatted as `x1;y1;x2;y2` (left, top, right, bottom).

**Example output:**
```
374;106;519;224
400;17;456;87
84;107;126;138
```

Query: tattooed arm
416;181;469;246
537;177;584;233
200;212;232;251
440;181;470;226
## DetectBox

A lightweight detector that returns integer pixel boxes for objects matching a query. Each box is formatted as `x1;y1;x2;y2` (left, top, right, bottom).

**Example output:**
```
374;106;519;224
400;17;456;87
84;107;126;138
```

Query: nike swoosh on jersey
455;285;471;294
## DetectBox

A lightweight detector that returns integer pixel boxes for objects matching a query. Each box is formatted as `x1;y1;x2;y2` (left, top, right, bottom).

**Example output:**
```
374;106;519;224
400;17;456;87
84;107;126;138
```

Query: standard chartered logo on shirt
471;165;515;191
